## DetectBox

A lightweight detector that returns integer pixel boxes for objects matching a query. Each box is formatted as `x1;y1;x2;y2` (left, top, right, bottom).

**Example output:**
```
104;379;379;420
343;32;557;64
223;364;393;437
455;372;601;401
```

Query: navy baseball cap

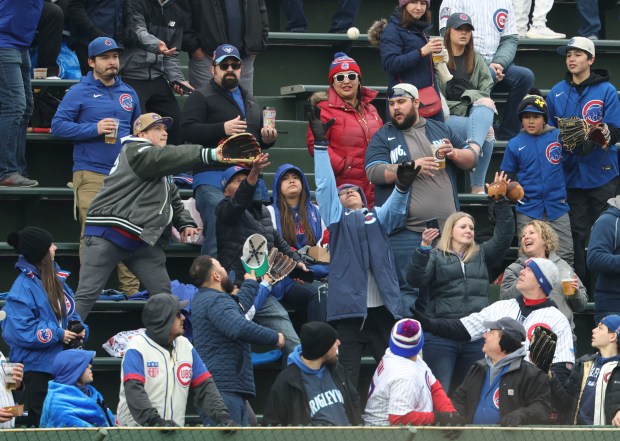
88;37;122;58
221;166;250;190
446;13;475;30
213;44;241;63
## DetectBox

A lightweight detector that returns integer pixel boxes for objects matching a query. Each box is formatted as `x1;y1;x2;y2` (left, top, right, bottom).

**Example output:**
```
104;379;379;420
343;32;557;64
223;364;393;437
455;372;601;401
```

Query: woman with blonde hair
406;172;514;392
500;220;587;334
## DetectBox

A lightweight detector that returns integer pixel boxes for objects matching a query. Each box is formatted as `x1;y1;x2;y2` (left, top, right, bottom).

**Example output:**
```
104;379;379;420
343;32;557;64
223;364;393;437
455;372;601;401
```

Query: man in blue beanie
40;349;114;427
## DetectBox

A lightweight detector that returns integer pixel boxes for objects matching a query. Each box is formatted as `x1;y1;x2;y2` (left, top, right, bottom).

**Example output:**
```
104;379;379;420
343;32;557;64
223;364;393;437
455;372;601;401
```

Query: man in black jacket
181;43;276;256
263;322;362;426
185;0;268;93
549;314;620;425
215;156;302;356
452;317;550;426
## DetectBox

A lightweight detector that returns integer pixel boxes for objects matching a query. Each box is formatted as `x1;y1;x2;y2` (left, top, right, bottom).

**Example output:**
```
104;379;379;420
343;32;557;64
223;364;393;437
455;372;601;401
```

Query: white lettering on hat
224;46;234;53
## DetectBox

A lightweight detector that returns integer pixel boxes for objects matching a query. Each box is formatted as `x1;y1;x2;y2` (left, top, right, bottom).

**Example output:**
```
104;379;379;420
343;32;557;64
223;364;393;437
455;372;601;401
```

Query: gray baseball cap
484;317;526;343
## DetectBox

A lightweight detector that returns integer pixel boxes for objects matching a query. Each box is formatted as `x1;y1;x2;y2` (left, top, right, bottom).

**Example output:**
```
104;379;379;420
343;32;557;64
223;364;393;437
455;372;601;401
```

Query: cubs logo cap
88;37;123;58
213;44;241;63
133;113;173;135
557;36;595;58
446;12;475;30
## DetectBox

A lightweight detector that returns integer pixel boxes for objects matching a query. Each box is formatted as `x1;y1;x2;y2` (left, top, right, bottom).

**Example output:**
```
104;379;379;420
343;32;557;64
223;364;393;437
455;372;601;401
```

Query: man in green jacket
74;113;223;320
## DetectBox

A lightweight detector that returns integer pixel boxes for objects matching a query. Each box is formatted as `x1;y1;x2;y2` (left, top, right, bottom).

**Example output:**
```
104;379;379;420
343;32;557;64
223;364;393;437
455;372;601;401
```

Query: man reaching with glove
415;257;575;385
546;37;620;282
308;104;418;390
452;317;551;426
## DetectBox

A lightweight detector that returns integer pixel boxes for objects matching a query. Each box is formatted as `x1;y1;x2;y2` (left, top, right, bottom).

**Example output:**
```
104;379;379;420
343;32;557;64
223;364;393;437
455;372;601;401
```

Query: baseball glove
219;132;261;164
529;325;557;374
587;123;611;148
555;117;589;152
267;248;297;283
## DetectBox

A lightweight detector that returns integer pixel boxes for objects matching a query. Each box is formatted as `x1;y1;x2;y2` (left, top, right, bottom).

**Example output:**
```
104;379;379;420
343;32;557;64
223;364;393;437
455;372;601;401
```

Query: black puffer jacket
262;362;362;426
406;200;514;318
549;353;620;424
453;355;550;424
215;178;300;282
186;0;268;56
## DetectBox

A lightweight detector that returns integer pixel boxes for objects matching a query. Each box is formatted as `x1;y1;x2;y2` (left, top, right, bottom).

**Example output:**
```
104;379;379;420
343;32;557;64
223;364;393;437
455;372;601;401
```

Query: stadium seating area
2;0;620;425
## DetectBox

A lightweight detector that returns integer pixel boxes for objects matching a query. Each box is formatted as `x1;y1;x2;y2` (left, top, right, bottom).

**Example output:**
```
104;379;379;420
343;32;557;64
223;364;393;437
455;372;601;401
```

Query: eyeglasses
389;88;416;99
218;61;241;71
334;73;359;83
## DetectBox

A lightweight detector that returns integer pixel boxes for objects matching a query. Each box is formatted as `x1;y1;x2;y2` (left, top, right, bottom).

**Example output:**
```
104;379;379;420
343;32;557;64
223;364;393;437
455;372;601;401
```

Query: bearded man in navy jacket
52;37;141;296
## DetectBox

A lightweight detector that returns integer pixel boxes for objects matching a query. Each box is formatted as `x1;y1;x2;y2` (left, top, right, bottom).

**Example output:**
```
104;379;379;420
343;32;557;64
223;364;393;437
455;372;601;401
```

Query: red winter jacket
307;86;383;208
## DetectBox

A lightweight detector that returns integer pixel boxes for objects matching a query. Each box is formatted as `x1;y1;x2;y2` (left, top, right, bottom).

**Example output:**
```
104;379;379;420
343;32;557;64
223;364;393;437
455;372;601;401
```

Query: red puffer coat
307;86;383;207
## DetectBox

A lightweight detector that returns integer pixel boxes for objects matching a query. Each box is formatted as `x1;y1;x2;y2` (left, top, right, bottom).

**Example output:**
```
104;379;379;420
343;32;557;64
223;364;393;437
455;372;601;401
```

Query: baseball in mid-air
347;27;360;40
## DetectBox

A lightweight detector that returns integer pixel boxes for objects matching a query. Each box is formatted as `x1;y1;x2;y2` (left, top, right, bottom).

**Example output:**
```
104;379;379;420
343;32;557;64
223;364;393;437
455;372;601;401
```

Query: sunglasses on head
334;73;359;82
389;88;416;99
218;61;242;71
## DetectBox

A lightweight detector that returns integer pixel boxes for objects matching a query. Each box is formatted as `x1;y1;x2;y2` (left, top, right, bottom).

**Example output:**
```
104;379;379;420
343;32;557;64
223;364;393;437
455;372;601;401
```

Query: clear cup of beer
431;37;444;63
561;269;576;296
105;118;120;145
1;362;19;391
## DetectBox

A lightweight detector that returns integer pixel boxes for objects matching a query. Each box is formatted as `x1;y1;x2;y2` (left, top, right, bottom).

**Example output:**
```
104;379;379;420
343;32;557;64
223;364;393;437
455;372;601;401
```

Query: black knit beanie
300;322;338;360
7;227;53;264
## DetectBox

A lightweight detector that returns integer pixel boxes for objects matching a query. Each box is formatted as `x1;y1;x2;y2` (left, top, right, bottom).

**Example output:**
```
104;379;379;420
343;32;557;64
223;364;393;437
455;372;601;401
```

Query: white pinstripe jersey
438;0;518;62
364;349;436;426
0;353;16;429
461;299;575;364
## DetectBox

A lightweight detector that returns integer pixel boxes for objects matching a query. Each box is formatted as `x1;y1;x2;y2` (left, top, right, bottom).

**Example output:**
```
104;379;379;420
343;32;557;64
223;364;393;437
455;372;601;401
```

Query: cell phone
425;218;440;231
171;81;192;95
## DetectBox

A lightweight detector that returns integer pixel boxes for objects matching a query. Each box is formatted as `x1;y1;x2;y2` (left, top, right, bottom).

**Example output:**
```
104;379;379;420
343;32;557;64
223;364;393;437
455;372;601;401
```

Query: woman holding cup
1;227;88;427
500;220;588;337
438;13;497;194
369;0;446;122
0;313;24;429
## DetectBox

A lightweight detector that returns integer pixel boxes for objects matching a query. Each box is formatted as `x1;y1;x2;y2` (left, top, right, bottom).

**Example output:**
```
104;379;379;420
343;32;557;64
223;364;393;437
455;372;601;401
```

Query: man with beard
181;44;277;256
52;37;141;296
263;322;362;426
190;255;284;426
365;83;480;314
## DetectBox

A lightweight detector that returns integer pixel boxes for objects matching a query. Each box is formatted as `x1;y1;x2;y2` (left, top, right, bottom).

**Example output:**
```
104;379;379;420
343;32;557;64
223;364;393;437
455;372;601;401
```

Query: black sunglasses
218;61;241;71
334;73;359;82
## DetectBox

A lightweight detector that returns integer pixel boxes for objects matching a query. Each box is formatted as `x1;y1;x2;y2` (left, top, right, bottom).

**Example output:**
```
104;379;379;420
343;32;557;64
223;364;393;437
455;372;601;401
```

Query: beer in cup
2;363;19;391
431;37;444;63
561;269;575;296
105;118;120;145
33;68;47;79
263;107;276;129
432;140;447;169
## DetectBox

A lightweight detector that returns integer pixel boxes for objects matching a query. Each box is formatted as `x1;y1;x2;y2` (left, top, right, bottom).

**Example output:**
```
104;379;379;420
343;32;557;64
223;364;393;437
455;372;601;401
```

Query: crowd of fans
2;0;620;432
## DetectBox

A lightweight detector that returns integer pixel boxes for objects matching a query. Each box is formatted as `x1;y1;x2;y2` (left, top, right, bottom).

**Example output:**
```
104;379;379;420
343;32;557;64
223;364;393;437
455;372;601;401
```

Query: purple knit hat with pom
390;319;424;358
400;0;430;7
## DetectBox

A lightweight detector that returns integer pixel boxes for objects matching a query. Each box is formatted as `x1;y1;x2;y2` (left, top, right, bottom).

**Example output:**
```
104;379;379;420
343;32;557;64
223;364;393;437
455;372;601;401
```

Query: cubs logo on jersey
37;328;53;343
582;100;604;125
119;93;134;112
176;362;192;387
493;388;500;409
546;142;562;165
493;9;508;32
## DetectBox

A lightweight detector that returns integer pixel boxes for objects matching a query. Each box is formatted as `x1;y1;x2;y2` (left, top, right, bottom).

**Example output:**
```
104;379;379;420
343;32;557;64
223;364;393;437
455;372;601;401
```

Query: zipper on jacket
159;176;170;215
